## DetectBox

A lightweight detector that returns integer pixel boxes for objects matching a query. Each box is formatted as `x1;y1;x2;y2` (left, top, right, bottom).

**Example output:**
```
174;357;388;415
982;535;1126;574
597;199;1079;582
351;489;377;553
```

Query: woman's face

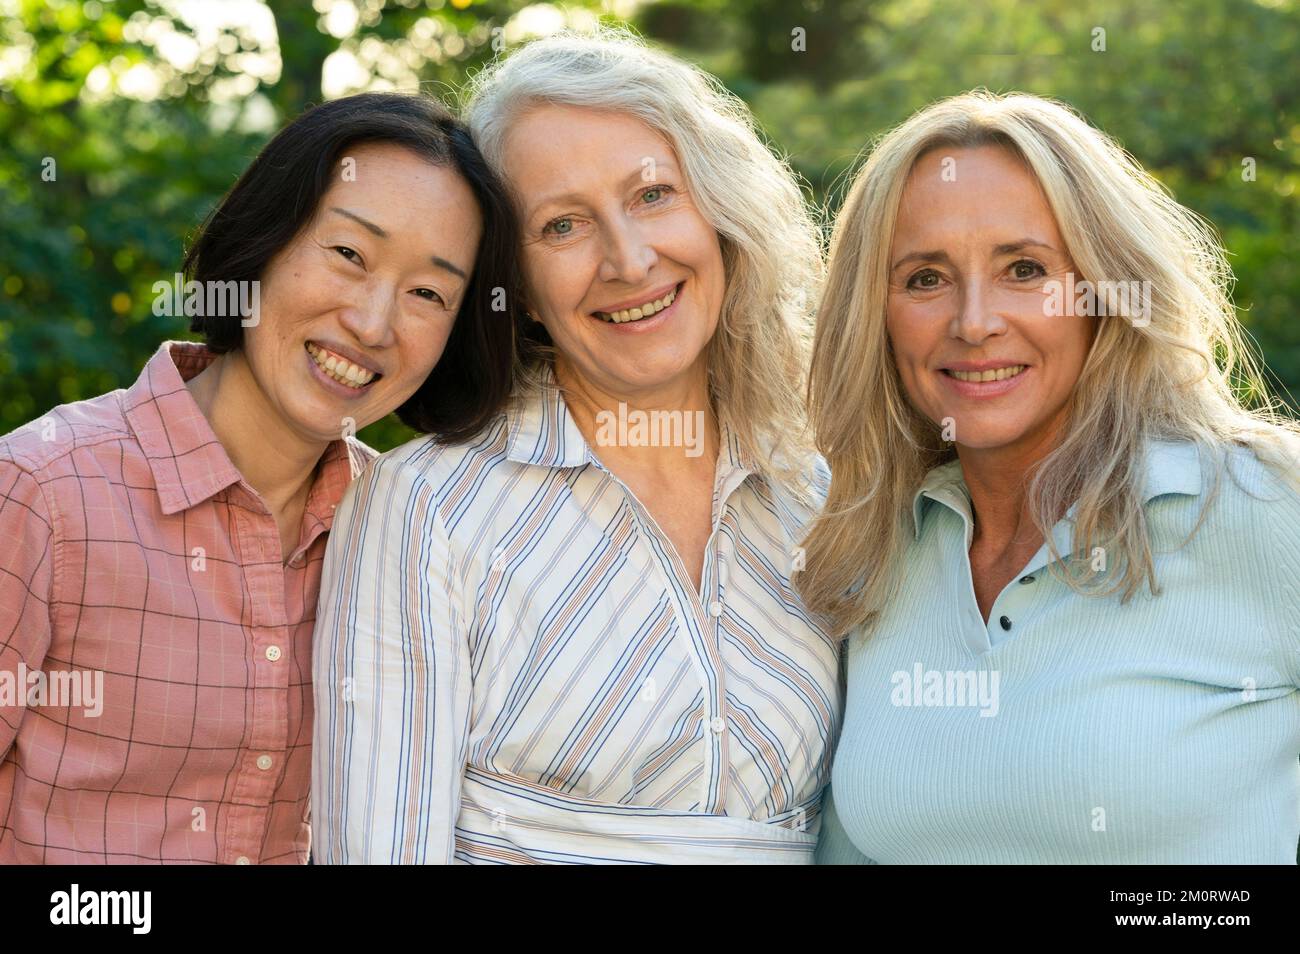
886;145;1095;457
242;141;482;443
500;104;726;401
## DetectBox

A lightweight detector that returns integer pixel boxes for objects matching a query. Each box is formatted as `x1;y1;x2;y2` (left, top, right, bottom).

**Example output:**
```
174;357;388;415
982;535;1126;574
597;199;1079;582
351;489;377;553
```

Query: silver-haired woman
311;31;838;864
803;91;1300;864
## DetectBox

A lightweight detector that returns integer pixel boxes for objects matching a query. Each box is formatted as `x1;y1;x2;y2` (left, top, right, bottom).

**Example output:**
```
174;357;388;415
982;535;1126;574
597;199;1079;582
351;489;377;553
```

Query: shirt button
709;716;726;734
1019;575;1035;584
999;615;1013;631
708;601;722;617
235;856;251;865
256;754;273;771
265;645;282;662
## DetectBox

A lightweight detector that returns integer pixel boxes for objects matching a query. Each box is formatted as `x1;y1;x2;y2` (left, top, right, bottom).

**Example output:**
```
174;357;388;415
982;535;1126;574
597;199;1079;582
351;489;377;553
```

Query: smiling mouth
593;283;680;324
306;341;381;389
942;364;1027;383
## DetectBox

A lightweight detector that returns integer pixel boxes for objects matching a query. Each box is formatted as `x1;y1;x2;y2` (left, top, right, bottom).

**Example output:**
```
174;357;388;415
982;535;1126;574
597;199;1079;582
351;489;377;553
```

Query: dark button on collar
1019;575;1035;584
999;615;1012;631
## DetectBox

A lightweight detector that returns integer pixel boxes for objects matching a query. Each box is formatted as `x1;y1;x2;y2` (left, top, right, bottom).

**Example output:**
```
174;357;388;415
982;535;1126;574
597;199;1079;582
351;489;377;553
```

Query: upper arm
0;457;55;753
311;454;472;864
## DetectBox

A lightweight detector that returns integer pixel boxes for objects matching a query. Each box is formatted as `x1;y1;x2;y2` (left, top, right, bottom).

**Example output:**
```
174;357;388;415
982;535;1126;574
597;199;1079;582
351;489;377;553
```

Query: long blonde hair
463;27;823;494
798;89;1300;637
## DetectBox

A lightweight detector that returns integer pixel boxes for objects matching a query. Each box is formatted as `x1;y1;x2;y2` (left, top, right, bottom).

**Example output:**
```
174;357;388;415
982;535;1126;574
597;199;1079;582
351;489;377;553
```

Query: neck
554;357;720;474
185;351;329;513
956;418;1066;553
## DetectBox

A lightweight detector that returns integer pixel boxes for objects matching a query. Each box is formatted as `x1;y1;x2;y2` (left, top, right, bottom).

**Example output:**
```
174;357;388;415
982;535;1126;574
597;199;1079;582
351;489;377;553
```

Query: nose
597;213;657;285
948;277;1008;346
336;283;398;350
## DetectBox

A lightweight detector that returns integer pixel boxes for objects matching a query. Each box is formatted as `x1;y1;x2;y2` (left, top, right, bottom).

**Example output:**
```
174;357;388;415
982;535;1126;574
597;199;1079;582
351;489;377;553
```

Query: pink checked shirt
0;341;373;863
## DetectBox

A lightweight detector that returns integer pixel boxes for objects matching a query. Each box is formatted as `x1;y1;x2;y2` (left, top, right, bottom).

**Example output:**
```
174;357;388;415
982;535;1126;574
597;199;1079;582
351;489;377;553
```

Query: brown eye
908;269;941;290
1012;259;1045;280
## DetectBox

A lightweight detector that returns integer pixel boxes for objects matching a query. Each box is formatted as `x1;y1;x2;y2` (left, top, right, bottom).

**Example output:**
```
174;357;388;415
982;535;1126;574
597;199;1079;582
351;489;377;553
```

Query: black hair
181;91;522;443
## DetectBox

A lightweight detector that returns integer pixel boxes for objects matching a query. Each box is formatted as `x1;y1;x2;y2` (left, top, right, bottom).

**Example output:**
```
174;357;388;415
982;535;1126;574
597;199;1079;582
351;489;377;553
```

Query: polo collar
910;439;1206;540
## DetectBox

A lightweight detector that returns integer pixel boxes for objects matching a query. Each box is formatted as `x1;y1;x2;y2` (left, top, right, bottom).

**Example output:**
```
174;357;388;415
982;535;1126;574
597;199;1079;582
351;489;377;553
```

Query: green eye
642;187;662;202
546;218;573;236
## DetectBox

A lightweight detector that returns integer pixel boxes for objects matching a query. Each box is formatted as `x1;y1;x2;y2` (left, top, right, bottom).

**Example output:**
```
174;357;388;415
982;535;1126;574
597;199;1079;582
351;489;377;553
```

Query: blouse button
265;645;282;662
709;716;726;734
999;615;1012;631
235;856;251;865
1018;575;1035;584
256;754;273;771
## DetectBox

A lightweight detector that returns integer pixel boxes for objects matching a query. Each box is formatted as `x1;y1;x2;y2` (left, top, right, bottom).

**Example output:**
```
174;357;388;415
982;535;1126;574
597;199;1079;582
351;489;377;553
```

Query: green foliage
1;0;1296;455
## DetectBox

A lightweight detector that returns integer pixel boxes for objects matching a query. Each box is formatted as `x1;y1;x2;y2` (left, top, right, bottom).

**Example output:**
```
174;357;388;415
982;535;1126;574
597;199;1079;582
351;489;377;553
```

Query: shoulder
1204;439;1300;531
380;416;510;474
754;450;831;536
1178;438;1300;640
0;392;134;563
0;390;133;477
347;416;515;509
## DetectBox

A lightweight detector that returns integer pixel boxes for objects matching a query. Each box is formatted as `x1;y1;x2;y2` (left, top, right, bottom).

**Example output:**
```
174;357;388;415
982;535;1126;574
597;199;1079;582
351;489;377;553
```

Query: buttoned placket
932;485;1072;654
583;449;747;813
221;482;296;865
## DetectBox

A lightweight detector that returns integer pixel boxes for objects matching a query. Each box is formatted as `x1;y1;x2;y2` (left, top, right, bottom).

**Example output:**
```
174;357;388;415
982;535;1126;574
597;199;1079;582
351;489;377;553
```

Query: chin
950;423;1041;453
287;398;360;443
608;358;694;391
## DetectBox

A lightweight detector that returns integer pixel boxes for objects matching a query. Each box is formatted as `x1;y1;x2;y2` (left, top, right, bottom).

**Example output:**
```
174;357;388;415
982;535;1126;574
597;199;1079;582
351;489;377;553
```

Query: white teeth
597;286;677;323
948;364;1026;383
306;343;376;389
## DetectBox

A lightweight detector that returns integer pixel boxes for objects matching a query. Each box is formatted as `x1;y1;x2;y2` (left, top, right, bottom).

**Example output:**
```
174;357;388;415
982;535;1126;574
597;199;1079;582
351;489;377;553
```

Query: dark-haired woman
0;92;521;864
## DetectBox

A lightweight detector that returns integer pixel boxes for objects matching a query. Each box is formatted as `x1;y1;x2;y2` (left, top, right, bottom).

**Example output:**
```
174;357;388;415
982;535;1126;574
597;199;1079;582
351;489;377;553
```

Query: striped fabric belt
453;766;816;865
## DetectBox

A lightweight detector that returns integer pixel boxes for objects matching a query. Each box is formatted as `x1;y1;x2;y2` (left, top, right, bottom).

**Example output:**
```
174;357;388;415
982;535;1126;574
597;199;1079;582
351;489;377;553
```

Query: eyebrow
890;238;1056;272
891;249;953;273
993;238;1055;256
330;206;468;281
331;207;387;237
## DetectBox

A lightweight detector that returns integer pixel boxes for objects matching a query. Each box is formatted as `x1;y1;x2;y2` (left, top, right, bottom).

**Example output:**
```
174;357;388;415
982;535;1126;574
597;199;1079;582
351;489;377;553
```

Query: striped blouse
311;376;839;864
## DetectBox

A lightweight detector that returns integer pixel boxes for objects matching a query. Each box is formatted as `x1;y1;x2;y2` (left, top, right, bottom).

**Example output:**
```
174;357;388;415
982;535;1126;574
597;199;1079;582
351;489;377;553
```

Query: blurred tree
1;0;1296;458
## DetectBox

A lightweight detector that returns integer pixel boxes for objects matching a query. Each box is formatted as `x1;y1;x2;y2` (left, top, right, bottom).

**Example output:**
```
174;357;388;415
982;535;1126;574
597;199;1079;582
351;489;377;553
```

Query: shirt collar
503;362;759;490
504;364;593;469
122;340;373;517
910;438;1205;539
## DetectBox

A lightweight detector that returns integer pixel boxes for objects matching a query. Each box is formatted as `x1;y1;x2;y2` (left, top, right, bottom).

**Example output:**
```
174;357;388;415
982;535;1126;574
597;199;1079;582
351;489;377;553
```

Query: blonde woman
804;90;1300;864
312;30;838;864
